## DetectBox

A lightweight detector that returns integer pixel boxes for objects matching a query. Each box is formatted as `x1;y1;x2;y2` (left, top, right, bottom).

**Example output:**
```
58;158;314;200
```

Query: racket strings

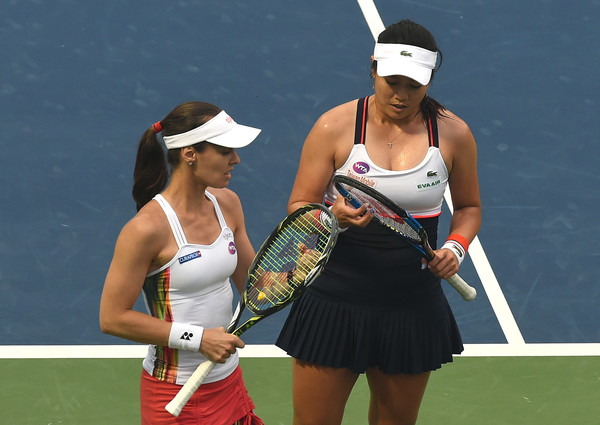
245;211;332;312
344;186;421;243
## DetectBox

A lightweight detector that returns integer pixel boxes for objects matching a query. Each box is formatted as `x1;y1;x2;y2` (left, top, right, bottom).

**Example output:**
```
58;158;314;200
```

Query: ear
180;146;196;163
370;56;376;77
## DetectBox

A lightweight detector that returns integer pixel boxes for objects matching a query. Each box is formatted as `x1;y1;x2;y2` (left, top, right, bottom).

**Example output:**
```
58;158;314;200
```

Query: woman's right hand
330;195;373;229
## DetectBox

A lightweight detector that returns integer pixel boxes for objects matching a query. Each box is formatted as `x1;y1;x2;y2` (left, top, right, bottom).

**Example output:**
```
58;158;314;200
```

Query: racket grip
445;273;477;301
165;360;217;417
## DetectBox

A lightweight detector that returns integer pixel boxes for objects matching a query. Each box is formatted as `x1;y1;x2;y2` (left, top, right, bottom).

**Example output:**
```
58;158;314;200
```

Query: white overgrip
165;360;217;416
446;273;477;301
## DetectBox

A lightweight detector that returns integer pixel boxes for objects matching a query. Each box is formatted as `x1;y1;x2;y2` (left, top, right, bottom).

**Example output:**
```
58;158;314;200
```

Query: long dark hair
372;19;447;122
132;101;221;211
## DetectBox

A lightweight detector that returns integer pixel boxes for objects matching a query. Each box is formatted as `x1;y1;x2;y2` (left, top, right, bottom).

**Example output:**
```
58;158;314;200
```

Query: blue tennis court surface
1;0;599;352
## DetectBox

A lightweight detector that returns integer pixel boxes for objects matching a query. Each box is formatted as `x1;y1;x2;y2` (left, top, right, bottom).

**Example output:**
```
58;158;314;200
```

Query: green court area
1;356;598;424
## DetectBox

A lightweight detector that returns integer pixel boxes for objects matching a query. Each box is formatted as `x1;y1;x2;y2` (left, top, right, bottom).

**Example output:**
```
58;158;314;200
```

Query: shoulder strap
427;115;440;148
153;194;188;247
353;96;369;145
205;191;228;230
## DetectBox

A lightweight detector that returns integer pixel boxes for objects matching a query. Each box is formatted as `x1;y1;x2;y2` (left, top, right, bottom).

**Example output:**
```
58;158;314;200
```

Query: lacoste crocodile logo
401;51;413;57
427;170;438;177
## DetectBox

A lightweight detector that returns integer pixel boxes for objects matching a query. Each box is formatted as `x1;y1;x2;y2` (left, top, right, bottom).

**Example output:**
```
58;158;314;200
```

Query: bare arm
99;208;243;363
429;115;482;279
288;105;372;227
99;215;172;345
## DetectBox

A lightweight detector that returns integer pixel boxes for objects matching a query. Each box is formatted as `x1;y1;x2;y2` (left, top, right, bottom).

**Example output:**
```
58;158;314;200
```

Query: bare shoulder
437;109;476;147
207;187;244;227
437;109;478;175
123;201;168;241
115;201;170;259
208;187;242;210
311;99;359;137
304;99;360;167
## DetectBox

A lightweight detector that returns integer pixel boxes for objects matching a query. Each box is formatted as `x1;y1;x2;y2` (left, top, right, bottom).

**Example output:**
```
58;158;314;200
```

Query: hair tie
152;121;163;133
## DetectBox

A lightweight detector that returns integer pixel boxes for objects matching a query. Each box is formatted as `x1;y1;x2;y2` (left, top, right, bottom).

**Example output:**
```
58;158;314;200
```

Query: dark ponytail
131;101;222;211
132;129;169;211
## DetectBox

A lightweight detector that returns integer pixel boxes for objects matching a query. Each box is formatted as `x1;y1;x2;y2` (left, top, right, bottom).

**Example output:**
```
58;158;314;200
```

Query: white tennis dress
141;192;239;385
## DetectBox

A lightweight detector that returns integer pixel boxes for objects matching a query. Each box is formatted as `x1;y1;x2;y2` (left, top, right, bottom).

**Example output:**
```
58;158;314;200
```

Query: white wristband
441;240;466;266
328;204;348;232
168;323;204;352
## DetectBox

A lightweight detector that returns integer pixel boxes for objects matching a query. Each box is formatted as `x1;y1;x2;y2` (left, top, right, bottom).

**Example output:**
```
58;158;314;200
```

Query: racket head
240;203;339;318
332;175;431;257
332;175;477;302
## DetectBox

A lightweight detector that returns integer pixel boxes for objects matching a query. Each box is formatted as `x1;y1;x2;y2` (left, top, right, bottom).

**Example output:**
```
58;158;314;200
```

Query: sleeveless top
324;96;449;218
309;96;448;307
275;96;463;375
141;192;239;385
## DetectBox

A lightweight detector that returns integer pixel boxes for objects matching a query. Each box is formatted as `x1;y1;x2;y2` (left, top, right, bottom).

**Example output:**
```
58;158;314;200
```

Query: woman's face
372;72;429;120
194;143;241;188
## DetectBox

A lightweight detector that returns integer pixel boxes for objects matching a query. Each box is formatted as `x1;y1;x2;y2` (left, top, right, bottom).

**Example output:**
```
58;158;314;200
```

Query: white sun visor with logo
373;43;438;85
163;110;261;149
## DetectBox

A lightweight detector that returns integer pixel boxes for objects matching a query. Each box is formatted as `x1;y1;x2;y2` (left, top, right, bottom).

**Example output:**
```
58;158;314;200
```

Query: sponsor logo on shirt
417;170;442;191
352;161;370;174
416;179;441;191
228;241;237;255
346;171;376;188
178;250;201;264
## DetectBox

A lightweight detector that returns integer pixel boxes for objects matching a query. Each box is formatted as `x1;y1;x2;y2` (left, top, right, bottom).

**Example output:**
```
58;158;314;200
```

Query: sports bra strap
353;96;369;145
427;114;439;148
204;191;228;229
154;194;188;247
353;95;439;148
153;191;228;248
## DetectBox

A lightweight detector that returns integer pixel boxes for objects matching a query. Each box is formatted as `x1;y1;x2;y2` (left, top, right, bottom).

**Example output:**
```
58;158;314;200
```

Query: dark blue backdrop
1;0;598;346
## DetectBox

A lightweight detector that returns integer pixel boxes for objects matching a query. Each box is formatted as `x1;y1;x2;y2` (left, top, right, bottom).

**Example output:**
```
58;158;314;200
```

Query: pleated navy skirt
276;220;463;375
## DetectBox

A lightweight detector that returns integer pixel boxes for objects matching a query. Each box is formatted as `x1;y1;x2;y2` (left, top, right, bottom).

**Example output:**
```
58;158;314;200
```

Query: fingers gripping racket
165;204;339;416
332;175;476;301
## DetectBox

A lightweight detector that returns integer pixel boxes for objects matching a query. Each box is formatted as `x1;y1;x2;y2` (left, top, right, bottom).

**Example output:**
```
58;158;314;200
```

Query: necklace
384;127;404;149
372;99;407;148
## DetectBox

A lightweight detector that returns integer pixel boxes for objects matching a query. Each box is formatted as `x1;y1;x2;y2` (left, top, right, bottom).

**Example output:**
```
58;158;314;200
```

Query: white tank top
324;96;448;218
142;192;239;385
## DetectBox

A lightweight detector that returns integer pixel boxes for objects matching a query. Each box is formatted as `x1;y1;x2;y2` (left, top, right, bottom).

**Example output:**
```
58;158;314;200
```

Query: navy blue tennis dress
276;97;463;374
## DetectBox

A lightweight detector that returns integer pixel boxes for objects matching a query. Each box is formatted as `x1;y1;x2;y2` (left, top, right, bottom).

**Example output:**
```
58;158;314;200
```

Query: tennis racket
332;175;476;301
165;204;339;416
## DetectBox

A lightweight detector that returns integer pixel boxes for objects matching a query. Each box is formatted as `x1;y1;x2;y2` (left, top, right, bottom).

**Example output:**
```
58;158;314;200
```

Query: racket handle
445;273;477;301
165;360;217;417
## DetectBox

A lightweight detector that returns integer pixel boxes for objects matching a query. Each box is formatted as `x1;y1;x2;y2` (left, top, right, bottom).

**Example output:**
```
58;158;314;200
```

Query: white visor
162;110;261;149
373;43;438;85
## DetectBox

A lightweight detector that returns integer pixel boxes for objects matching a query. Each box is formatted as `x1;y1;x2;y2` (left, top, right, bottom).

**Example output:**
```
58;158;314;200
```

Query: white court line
1;344;599;359
357;0;386;38
443;188;525;345
357;0;526;346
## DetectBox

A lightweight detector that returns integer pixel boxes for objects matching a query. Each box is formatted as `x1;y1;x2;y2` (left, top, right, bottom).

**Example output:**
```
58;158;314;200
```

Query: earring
188;161;194;166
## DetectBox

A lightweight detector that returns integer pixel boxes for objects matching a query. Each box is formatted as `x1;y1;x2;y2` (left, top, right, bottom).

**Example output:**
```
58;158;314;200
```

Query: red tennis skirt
140;365;264;425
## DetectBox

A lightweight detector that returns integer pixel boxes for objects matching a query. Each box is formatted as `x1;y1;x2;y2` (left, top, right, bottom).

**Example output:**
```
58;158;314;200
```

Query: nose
230;150;241;164
394;84;409;100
